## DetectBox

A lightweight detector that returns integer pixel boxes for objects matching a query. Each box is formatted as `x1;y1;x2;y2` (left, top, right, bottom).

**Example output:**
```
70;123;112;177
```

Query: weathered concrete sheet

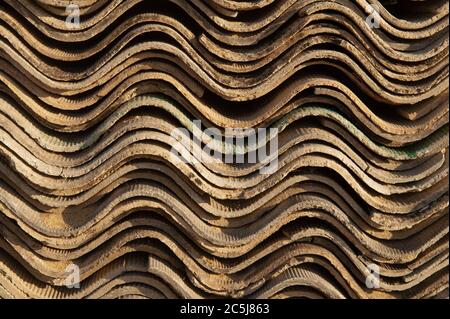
0;0;447;299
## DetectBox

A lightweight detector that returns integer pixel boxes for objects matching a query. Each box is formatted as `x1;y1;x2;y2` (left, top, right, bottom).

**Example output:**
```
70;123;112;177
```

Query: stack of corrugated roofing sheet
0;0;448;299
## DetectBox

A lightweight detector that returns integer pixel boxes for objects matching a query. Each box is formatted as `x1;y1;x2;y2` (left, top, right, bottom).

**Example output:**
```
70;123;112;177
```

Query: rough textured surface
0;0;448;299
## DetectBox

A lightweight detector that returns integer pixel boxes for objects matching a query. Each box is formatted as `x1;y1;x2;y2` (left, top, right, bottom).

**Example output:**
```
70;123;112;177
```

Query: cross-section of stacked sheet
0;0;448;299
